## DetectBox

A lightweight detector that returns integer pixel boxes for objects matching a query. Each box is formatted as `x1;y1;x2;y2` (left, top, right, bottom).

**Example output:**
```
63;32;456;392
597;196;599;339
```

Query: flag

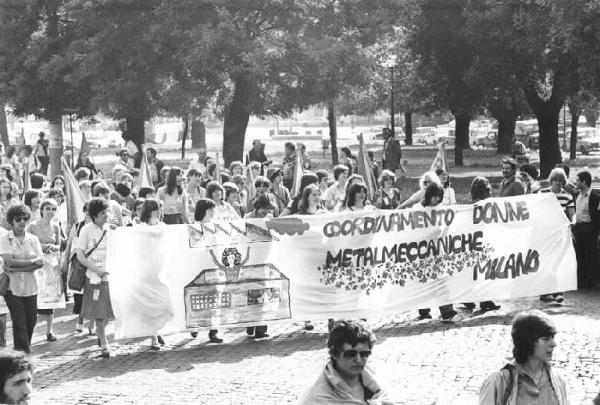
356;133;377;200
61;158;85;230
137;147;154;189
290;146;304;197
214;152;222;184
22;156;31;192
430;142;448;173
77;132;92;163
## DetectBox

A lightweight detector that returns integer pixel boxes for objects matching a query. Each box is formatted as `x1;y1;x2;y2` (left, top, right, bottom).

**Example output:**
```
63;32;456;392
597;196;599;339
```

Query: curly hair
327;320;375;360
512;310;556;364
470;176;492;203
206;181;225;202
0;349;33;403
222;247;242;267
378;169;395;187
6;204;31;225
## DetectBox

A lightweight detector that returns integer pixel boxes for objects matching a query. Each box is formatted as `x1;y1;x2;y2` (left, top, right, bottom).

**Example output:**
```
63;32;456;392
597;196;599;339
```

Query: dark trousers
573;223;598;288
37;156;50;175
4;292;37;353
283;178;294;193
0;313;6;348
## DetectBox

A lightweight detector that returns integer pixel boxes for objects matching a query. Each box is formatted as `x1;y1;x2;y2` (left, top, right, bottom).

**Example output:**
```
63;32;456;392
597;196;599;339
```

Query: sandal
101;348;110;358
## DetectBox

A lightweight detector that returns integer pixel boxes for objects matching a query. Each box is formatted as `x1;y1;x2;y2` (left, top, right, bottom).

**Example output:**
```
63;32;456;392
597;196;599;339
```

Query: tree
408;0;484;166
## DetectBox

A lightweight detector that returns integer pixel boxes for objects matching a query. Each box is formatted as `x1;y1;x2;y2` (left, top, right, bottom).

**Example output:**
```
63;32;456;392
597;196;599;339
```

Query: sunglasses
341;349;372;360
14;216;29;223
258;182;270;187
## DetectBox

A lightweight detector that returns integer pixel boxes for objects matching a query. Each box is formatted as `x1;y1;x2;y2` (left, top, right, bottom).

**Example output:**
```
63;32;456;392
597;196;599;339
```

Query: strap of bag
501;364;515;405
84;230;107;258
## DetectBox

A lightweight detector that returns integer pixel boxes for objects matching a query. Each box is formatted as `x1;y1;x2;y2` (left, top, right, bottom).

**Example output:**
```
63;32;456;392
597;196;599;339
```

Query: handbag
0;272;9;296
68;230;106;291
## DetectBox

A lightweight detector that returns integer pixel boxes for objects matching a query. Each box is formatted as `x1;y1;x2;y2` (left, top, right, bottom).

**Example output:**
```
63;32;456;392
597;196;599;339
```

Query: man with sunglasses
298;320;393;404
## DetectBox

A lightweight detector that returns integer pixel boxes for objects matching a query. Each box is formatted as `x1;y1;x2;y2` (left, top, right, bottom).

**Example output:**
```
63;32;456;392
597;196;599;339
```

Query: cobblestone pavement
10;289;599;404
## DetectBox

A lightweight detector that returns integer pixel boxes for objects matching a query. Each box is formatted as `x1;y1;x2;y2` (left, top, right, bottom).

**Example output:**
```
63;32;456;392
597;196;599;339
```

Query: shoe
554;294;564;303
441;310;458;321
208;333;223;344
304;322;314;331
46;333;57;342
253;332;269;339
481;303;501;312
157;335;165;345
463;303;476;310
101;348;110;358
75;323;84;333
246;327;255;336
540;294;554;302
150;344;161;351
190;332;198;338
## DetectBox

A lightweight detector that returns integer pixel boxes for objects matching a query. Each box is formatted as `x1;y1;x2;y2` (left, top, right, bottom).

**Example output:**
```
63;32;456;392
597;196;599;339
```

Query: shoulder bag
68;230;107;291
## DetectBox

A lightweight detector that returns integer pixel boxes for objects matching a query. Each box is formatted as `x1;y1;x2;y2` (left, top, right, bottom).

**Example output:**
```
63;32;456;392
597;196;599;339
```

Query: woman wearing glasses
26;199;63;342
298;320;392;404
0;204;44;353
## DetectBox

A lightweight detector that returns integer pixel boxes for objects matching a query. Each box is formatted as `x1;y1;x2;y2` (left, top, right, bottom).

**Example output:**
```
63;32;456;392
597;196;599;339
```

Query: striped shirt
540;187;574;217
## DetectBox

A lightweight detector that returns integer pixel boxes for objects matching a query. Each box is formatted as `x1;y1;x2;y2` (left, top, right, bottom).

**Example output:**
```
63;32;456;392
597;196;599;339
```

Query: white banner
106;194;577;339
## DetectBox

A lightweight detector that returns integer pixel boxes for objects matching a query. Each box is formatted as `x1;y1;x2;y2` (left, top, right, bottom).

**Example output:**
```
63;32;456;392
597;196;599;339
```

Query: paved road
9;289;598;404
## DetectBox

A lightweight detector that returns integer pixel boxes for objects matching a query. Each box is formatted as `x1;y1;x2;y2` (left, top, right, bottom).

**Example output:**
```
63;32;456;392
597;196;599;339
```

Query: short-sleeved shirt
323;182;346;207
540;187;574;218
157;187;188;216
73;222;107;283
0;230;43;296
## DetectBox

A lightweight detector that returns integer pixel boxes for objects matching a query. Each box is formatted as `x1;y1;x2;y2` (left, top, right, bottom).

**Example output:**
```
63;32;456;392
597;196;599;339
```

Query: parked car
566;127;600;155
413;126;437;145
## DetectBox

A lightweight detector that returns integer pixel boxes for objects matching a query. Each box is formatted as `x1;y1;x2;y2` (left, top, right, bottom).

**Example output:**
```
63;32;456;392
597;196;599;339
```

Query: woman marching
26;199;63;342
157;167;189;225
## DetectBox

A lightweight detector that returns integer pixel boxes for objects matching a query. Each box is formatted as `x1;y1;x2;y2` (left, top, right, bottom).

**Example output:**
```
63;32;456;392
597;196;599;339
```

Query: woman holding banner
398;171;441;210
74;198;114;358
157;167;189;225
26;199;63;342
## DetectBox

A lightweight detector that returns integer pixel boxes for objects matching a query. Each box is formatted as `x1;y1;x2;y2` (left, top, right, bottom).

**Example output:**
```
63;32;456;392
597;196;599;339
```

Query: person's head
576;171;592;190
146;147;157;159
140;198;161;224
223;182;239;204
39;198;58;221
166;167;184;195
470;176;492;203
252;194;276;218
194;198;216;223
114;182;131;198
327;320;375;381
267;168;283;184
422;182;444;207
254;176;271;195
435;168;450;188
315;169;329;188
501;157;518;179
231;174;245;190
132;198;145;219
298;142;306;153
138;186;156;199
47;188;64;205
6;204;31;233
554;163;570;178
378;169;396;189
229;161;244;176
344;183;368;208
284;142;295;157
118;148;129;162
382;127;391;140
49;175;65;191
346;174;364;188
29;173;44;190
160;166;171;183
92;183;110;199
519;164;539;184
419;171;442;190
297;173;319;198
0;179;12;199
298;184;322;214
340;146;352;159
23;190;42;210
333;165;349;183
79;180;92;196
203;156;215;168
74;167;91;183
5;145;16;159
0;165;14;182
548;168;567;190
511;310;557;364
88;197;109;226
0;349;33;404
186;168;202;186
119;172;134;190
248;161;261;177
252;139;261;150
206;181;225;202
38;131;45;140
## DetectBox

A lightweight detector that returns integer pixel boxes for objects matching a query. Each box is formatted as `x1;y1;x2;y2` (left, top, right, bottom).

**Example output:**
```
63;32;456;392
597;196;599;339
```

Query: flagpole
69;114;74;169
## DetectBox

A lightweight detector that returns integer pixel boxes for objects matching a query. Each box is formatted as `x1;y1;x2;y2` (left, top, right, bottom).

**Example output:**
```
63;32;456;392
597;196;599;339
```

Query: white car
413;127;437;145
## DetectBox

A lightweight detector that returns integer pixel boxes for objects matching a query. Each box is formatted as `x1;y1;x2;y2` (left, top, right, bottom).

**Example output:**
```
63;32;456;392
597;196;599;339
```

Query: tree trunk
453;111;471;166
583;106;598;128
569;108;580;160
48;110;62;178
181;117;189;160
0;101;8;147
125;116;145;168
496;118;516;155
327;101;338;165
223;77;252;166
191;119;206;149
404;111;413;146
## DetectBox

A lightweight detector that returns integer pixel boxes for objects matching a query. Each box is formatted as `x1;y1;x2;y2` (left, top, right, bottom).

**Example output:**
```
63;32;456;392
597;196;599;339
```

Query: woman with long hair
281;173;319;216
50;175;65;193
398;171;442;209
205;181;240;221
435;168;456;205
26;199;63;342
23;190;42;223
0;179;19;230
157;167;189;224
297;184;326;215
376;170;400;209
341;183;375;212
74;152;99;178
340;146;356;174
